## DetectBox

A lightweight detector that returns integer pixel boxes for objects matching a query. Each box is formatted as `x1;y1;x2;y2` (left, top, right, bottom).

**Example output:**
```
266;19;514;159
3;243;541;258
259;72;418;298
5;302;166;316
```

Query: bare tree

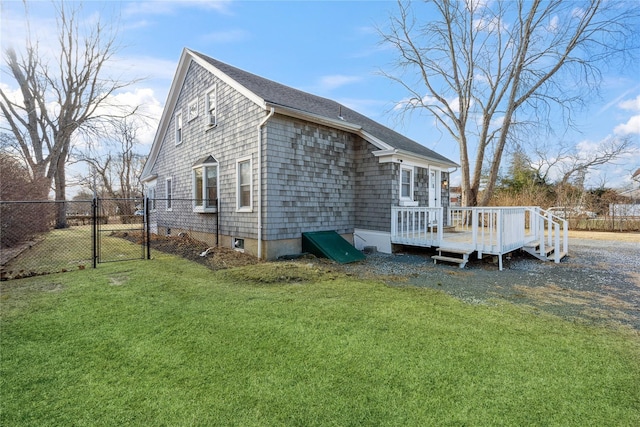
379;0;638;206
533;136;634;187
0;2;138;228
76;118;146;216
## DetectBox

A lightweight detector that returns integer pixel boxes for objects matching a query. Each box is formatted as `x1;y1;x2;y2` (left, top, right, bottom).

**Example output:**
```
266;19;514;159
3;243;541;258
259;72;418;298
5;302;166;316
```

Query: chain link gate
93;198;150;266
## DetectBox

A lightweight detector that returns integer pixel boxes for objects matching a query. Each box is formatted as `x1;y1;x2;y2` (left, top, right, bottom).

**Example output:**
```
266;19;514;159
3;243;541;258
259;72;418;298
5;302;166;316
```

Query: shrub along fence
0;198;148;280
567;216;640;232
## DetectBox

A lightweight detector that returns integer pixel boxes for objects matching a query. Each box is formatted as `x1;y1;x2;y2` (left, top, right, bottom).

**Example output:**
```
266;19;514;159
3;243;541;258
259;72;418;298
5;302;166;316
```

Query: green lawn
1;253;639;426
2;224;144;278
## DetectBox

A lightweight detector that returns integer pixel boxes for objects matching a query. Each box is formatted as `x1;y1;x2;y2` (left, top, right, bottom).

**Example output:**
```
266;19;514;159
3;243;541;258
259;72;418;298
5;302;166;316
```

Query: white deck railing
446;207;533;254
526;207;569;262
391;205;568;269
391;206;443;247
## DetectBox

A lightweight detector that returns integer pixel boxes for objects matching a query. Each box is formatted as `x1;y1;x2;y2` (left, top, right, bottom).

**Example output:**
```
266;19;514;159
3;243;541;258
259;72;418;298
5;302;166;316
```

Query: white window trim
165;177;173;211
236;156;253;212
192;161;219;213
174;111;183;145
399;165;418;207
187;99;199;122
204;83;218;128
146;183;157;212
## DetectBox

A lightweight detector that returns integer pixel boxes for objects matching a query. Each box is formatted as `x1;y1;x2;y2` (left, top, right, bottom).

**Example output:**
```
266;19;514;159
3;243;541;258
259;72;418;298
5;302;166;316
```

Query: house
140;48;460;260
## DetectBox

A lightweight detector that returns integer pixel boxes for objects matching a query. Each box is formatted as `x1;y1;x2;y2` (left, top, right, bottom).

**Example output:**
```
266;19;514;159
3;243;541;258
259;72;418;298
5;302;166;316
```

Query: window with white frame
188;99;198;122
166;177;173;210
146;185;156;211
192;157;218;213
205;84;217;127
236;157;252;211
175;112;183;145
399;165;418;206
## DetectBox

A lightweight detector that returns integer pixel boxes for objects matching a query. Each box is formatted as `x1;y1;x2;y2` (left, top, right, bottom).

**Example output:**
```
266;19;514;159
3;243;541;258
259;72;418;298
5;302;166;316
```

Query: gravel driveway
341;235;640;330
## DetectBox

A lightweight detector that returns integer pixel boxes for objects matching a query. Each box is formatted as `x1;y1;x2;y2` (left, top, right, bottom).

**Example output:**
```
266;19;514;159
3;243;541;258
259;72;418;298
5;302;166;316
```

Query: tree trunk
53;150;68;229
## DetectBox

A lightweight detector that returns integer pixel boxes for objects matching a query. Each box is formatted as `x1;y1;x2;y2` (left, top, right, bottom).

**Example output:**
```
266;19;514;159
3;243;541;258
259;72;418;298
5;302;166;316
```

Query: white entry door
428;169;441;208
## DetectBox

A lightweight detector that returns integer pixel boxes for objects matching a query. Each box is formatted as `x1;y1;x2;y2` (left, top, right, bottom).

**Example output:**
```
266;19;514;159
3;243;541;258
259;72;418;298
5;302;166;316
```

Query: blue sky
2;0;639;189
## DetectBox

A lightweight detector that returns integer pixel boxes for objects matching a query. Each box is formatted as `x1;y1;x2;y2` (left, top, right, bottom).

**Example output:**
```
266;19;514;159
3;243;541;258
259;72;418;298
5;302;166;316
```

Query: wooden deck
391;206;568;270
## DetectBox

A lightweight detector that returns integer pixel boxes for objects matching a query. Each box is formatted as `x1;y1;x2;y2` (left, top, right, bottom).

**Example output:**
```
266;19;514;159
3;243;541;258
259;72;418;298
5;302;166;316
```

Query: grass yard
2;224;145;279
1;251;639;426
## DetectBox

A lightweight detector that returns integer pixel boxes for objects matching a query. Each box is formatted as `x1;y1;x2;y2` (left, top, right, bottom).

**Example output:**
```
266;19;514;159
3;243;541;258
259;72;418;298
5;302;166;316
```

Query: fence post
145;197;151;260
92;198;98;268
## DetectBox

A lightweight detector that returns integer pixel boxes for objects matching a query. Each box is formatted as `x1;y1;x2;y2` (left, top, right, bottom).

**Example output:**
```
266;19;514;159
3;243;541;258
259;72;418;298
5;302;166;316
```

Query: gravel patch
341;237;640;330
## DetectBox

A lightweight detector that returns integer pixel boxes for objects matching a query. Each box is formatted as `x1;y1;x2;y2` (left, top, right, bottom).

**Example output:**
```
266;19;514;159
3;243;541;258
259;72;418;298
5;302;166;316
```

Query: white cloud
547;15;560;32
614;94;640;136
123;0;234;18
318;75;363;91
618;95;640;111
99;88;163;145
614;115;640;136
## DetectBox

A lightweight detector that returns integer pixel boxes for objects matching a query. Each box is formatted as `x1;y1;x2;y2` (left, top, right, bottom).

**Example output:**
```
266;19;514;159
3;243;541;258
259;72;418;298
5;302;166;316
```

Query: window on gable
166;177;173;210
175;112;183;145
205;84;217;127
237;157;252;211
192;156;218;213
188;99;198;122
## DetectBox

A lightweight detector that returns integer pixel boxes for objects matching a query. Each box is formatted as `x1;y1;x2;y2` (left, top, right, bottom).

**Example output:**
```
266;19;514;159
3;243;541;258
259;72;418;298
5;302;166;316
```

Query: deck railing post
472;209;478;249
497;209;503;253
391;208;397;241
539;214;546;257
438;207;443;243
547;211;553;247
553;222;560;264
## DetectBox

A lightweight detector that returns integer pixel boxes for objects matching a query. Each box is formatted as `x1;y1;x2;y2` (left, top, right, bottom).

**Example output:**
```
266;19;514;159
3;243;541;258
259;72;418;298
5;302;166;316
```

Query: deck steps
432;247;474;268
523;244;568;262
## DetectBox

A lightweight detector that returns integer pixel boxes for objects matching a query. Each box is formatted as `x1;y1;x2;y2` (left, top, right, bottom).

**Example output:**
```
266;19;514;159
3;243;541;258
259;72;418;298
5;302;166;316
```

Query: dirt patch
220;261;341;285
115;231;260;270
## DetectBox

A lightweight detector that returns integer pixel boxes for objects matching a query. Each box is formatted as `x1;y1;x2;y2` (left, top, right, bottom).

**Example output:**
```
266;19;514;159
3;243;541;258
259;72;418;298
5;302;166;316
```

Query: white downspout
257;107;275;259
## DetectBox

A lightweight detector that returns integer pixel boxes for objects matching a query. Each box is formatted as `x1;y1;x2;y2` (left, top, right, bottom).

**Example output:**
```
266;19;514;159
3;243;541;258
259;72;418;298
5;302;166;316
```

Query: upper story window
192;156;218;213
236;156;252;212
175;112;183;145
188;99;199;122
399;165;418;207
205;84;217;127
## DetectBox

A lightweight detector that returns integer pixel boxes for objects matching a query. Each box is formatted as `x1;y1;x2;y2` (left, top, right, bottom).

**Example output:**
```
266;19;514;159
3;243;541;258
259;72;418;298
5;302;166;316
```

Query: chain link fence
1;198;147;280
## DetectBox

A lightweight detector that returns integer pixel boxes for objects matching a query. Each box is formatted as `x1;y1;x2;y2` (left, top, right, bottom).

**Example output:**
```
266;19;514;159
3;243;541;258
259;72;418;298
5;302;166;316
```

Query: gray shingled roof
192;50;457;167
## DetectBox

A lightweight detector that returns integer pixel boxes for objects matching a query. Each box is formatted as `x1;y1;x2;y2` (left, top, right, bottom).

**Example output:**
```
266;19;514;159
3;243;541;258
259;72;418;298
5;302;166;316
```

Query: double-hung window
205;84;217;127
146;185;156;211
192;156;218;213
166;177;173;210
399;165;418;206
236;157;252;212
175;112;183;145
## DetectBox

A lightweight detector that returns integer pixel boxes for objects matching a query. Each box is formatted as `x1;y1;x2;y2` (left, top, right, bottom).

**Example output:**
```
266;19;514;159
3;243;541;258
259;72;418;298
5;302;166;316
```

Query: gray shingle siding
263;116;358;240
354;139;393;232
148;60;263;239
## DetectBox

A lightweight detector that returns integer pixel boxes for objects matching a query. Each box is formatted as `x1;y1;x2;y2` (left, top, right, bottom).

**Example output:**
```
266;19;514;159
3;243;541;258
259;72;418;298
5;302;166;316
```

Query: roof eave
268;103;362;133
373;148;459;169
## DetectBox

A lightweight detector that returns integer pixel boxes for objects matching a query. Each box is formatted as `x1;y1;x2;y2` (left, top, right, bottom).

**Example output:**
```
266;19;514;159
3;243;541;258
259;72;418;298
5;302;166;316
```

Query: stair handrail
526;207;568;262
